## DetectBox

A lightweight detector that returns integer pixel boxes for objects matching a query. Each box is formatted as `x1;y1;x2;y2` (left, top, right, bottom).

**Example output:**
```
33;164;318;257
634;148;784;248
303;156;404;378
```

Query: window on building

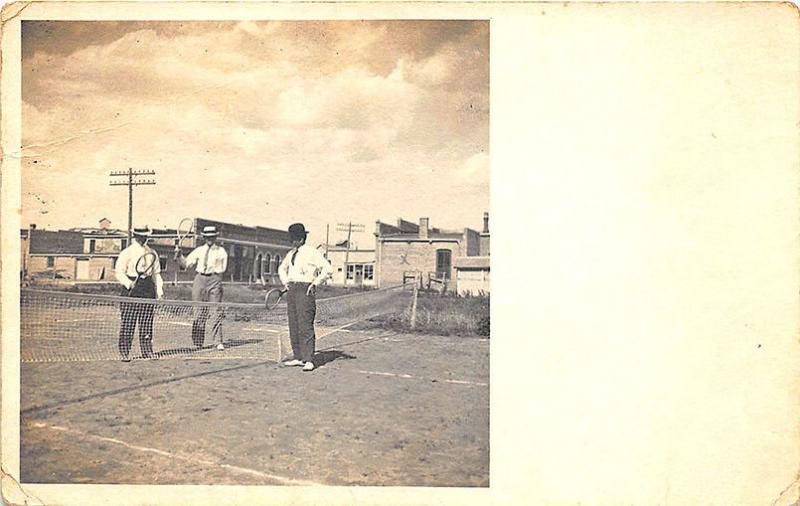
47;256;55;268
160;258;167;271
346;264;373;281
273;254;281;273
89;239;96;253
254;254;262;278
436;249;452;279
121;239;128;249
263;254;271;276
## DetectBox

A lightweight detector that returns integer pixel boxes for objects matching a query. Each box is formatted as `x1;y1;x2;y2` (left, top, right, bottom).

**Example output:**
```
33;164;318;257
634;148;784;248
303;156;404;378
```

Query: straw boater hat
201;225;219;237
132;226;152;237
288;223;308;241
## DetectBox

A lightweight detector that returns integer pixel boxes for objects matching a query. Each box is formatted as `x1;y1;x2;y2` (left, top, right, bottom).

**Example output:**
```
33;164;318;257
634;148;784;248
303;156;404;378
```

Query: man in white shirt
278;223;333;371
175;225;228;350
114;226;164;361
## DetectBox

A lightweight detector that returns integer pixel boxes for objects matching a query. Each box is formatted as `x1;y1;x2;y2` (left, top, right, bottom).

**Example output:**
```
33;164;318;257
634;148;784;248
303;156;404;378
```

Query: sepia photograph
4;2;799;505
18;19;489;487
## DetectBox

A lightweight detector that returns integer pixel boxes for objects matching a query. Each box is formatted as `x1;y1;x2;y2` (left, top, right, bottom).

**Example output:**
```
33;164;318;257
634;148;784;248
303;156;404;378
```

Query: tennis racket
265;288;287;310
175;218;194;254
129;251;158;294
174;218;194;284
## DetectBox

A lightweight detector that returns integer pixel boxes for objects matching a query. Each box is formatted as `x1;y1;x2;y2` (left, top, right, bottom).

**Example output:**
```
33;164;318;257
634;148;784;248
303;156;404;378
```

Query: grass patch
364;291;490;337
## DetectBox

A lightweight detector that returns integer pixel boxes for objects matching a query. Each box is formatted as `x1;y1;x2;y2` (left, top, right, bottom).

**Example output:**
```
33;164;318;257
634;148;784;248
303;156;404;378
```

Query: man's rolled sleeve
114;252;132;289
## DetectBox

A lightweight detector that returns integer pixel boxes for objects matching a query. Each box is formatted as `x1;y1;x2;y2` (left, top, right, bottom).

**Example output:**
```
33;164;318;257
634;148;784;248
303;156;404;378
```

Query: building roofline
327;247;375;252
454;256;491;269
377;237;460;244
196;216;289;235
29;253;119;258
379;232;463;238
216;237;292;250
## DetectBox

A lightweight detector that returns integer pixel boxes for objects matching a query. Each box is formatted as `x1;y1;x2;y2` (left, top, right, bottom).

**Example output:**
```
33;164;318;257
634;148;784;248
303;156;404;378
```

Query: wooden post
410;272;420;329
325;224;330;260
336;222;365;286
344;222;352;283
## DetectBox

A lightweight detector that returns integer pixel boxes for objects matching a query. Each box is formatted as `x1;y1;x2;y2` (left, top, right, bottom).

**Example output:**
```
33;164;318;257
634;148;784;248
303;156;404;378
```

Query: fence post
410;273;419;329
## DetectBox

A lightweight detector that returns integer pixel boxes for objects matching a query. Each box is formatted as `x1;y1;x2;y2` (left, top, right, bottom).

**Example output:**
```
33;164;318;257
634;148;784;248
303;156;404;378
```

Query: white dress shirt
278;244;333;286
184;243;228;275
114;241;164;297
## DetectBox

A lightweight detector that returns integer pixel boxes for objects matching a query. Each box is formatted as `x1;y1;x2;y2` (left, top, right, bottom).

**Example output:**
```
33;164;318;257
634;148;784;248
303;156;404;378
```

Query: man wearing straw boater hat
175;225;228;350
114;226;164;362
278;223;333;371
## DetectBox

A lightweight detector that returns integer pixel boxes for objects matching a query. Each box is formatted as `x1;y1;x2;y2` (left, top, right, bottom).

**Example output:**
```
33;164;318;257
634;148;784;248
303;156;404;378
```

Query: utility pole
336;222;365;282
325;224;330;260
109;168;156;243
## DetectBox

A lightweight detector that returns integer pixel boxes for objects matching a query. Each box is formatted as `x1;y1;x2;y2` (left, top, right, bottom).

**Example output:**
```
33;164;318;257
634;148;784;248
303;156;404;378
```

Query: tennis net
20;284;412;363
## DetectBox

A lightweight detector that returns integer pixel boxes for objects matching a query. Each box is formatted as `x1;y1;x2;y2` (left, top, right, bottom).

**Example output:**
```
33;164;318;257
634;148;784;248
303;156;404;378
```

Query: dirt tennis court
20;328;489;487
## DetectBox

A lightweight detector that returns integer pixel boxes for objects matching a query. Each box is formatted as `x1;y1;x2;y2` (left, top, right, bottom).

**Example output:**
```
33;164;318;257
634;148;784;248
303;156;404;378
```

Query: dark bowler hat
132;226;152;237
288;223;308;240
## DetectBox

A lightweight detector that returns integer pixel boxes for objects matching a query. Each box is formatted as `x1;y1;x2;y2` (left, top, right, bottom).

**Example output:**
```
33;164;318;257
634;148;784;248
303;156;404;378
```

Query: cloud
21;21;489;239
462;152;490;179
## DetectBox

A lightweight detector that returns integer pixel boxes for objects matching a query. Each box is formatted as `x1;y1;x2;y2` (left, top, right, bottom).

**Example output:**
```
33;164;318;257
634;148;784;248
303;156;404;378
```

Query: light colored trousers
191;273;224;347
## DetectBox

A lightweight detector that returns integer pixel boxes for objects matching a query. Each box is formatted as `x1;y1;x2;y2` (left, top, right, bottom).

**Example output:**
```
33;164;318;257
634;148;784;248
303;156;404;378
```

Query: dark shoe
121;356;131;363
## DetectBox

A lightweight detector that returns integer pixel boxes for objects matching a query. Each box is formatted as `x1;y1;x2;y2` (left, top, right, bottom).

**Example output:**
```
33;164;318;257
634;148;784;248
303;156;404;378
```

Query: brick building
189;218;292;284
374;213;490;293
21;217;293;284
20;225;92;279
453;212;490;295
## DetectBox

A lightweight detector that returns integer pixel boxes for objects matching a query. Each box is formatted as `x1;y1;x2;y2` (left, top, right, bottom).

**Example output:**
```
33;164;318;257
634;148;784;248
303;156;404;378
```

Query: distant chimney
420;217;429;239
30;224;37;230
99;218;111;230
482;212;489;233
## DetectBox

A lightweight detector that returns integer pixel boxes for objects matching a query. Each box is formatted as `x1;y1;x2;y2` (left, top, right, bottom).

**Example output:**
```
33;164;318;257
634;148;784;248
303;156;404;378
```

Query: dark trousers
119;277;156;358
286;282;316;363
191;273;224;347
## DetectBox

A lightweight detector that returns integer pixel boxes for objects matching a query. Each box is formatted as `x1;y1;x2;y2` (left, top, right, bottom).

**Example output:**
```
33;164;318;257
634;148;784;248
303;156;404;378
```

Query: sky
21;20;489;247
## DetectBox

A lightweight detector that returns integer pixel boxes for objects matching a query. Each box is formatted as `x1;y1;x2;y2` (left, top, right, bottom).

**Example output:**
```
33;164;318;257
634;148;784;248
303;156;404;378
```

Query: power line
109;168;156;243
336;222;365;275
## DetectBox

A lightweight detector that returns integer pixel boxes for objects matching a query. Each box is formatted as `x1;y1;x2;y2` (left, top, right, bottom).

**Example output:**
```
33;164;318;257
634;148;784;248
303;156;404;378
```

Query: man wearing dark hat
114;226;164;361
175;225;229;350
278;223;333;371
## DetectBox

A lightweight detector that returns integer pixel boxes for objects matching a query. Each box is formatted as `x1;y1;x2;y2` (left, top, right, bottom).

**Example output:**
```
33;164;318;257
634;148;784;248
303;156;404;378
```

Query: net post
410;273;419;329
